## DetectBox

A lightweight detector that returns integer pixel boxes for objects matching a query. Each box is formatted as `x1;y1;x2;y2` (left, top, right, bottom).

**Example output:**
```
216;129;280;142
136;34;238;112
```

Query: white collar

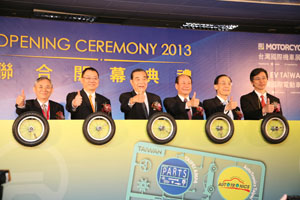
254;90;267;98
178;94;190;102
37;99;49;107
216;95;228;104
83;89;96;97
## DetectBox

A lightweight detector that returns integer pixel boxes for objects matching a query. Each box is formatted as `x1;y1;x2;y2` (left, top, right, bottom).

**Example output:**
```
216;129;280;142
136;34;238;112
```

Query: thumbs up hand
187;92;200;108
262;98;274;114
225;96;237;111
72;90;83;108
16;89;26;107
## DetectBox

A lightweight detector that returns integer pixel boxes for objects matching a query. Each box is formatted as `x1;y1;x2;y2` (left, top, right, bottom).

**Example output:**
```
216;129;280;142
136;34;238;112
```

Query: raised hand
187;92;200;107
72;90;83;108
263;98;274;114
130;91;145;104
226;96;237;111
16;89;26;107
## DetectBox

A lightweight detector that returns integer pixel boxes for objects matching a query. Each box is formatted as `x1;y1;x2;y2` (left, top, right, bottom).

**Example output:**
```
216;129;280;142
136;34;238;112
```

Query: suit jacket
240;91;282;120
163;95;204;120
203;97;241;120
119;91;162;119
15;99;64;120
66;89;111;119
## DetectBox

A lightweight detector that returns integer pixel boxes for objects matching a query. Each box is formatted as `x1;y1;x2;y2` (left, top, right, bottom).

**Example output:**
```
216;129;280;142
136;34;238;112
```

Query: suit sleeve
15;100;30;116
66;92;76;113
203;100;218;119
163;98;186;117
119;93;132;114
240;95;263;120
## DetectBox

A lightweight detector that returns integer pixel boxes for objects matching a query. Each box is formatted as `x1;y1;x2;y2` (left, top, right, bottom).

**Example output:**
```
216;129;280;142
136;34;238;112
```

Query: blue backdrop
1;16;300;120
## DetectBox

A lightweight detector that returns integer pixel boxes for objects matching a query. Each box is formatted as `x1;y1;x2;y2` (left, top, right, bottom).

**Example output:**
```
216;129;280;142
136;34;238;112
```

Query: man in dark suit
164;74;204;120
15;77;65;119
119;68;162;119
203;74;242;120
240;68;282;120
66;67;111;119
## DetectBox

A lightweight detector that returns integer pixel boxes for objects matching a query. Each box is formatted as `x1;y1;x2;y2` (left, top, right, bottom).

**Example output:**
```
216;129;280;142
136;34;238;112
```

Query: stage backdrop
1;16;300;120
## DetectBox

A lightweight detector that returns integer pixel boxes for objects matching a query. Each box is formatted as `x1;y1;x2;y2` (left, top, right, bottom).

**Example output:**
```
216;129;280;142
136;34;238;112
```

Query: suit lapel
251;91;261;109
34;99;43;112
81;89;94;113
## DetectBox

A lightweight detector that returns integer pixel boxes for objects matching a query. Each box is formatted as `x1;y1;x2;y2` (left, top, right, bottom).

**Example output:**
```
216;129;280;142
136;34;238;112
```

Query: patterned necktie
89;94;95;112
261;95;266;107
184;98;192;120
42;104;47;118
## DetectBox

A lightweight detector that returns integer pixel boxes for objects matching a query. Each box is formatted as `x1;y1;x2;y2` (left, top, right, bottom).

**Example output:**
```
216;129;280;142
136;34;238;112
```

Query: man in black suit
164;74;204;120
15;77;65;119
240;68;282;120
119;68;162;119
66;67;111;119
203;74;242;120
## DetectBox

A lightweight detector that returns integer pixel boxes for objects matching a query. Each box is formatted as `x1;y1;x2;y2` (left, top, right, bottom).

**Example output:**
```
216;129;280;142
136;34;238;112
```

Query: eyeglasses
253;77;267;81
82;77;99;81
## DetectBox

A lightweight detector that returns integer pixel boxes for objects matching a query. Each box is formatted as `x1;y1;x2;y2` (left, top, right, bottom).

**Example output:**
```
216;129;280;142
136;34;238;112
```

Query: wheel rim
265;117;286;140
17;116;45;142
151;116;173;140
87;116;111;141
209;117;231;140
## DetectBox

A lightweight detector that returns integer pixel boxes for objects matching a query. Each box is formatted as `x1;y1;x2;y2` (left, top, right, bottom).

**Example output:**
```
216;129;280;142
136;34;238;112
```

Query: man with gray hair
15;77;65;119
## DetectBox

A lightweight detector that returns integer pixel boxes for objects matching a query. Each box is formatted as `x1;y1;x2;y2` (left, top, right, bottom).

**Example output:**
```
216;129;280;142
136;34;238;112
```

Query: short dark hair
214;74;232;85
82;67;99;78
175;74;192;84
250;68;268;81
34;77;53;87
130;68;148;80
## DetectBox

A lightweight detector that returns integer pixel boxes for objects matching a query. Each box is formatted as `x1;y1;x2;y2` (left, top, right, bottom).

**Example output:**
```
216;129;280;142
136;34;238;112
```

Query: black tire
82;112;116;145
146;112;177;144
261;113;289;144
12;111;49;147
205;113;234;144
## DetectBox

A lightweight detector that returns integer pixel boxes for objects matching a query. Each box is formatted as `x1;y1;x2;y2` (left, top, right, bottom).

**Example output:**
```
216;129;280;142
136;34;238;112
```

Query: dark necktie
142;103;148;119
184;98;192;120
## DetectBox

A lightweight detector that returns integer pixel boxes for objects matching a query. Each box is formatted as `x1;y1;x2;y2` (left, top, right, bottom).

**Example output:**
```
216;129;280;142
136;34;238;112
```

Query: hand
130;92;145;104
225;97;237;111
16;89;26;107
72;90;83;108
187;92;200;108
262;98;274;114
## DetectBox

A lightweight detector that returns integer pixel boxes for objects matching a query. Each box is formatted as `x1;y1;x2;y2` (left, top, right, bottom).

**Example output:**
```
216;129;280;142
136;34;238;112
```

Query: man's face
33;79;53;101
130;71;148;93
80;70;99;92
175;75;192;97
251;72;268;91
214;76;232;98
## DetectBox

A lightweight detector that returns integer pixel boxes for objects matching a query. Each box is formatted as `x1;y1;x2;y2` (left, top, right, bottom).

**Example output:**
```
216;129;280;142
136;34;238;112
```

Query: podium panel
0;120;299;199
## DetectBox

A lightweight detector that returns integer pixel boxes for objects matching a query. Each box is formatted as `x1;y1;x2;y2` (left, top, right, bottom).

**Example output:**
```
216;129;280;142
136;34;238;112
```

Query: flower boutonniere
193;106;204;116
235;110;243;120
272;102;281;113
56;111;65;119
151;101;162;111
101;103;112;114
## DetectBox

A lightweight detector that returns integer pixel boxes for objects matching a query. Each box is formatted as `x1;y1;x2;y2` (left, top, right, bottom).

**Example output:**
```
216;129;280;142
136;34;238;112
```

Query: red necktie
261;95;266;107
184;98;192;120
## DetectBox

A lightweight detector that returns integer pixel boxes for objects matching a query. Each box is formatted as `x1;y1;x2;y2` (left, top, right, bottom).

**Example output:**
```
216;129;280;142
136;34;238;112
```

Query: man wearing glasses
203;74;242;120
240;68;282;120
66;67;111;119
